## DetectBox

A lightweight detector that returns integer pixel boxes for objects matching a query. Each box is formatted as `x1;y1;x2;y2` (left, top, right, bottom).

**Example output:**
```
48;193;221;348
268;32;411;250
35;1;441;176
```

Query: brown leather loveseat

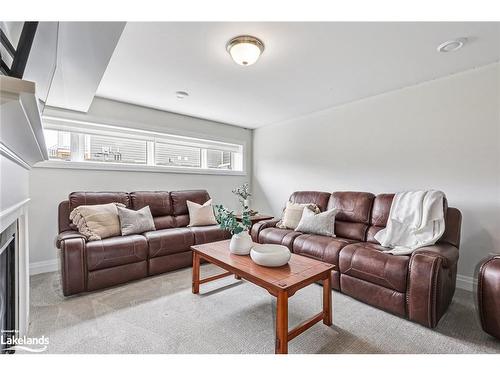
251;191;462;328
56;190;230;296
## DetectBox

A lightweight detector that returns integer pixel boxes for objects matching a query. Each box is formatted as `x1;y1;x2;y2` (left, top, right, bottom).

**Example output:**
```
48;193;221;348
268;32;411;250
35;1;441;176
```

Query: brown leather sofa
56;190;230;296
477;255;500;339
251;191;462;328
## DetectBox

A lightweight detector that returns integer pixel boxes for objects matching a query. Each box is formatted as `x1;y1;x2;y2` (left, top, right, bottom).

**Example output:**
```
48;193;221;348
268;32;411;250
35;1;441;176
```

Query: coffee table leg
275;290;288;354
323;271;332;326
192;251;200;294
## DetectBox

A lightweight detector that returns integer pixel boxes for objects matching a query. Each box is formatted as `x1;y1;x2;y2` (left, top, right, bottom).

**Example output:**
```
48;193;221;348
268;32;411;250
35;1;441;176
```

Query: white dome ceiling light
176;91;189;99
437;38;467;53
226;35;265;66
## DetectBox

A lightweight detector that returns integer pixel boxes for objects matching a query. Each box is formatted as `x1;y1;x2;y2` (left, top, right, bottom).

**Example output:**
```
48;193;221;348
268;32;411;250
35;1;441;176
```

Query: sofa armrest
412;243;459;269
59;237;87;296
407;244;459;328
56;230;86;249
251;219;280;242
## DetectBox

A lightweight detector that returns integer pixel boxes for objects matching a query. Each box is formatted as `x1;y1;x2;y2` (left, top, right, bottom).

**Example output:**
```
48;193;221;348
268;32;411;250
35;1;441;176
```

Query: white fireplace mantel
1;75;48;169
1;75;48;339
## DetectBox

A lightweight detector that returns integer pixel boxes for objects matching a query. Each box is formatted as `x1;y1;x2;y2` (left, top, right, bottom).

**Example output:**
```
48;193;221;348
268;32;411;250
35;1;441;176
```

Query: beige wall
29;98;252;271
252;63;500;286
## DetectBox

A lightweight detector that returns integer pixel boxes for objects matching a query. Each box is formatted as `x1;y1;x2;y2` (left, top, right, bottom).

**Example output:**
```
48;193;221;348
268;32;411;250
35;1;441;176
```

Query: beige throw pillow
295;207;339;237
70;203;125;241
277;202;320;230
187;199;218;227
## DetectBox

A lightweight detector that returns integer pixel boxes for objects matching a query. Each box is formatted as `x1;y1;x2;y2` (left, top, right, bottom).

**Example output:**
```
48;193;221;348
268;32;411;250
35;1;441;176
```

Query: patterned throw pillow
295;207;339;237
276;202;320;230
69;202;125;241
117;205;156;236
186;199;218;226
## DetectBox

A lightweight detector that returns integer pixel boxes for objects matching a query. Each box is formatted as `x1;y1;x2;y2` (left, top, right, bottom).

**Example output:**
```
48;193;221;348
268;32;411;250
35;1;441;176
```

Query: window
84;134;147;164
155;142;201;168
44;129;71;161
207;149;232;169
41;118;244;174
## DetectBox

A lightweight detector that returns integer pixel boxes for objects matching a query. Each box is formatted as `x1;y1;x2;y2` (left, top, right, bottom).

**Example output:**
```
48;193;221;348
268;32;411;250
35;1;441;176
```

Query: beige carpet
28;264;500;354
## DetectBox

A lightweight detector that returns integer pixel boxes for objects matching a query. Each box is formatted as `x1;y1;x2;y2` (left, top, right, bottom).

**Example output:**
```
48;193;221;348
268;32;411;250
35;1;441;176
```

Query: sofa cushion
86;235;148;271
130;191;172;216
295;207;339;237
143;227;194;258
293;234;355;265
190;225;230;244
327;192;375;241
277;202;320;230
130;191;176;230
69;191;130;211
171;190;211;216
366;194;394;243
258;227;302;250
187;199;217;226
117;206;156;236
339;242;409;292
70;202;125;241
289;191;331;212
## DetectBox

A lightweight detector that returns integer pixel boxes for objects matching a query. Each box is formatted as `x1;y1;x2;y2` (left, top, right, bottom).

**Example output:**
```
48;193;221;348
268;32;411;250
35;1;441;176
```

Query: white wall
252;63;500;285
1;155;29;212
29;98;252;273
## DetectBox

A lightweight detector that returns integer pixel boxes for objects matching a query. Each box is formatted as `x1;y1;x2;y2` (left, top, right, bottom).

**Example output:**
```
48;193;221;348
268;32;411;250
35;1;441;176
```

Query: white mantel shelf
1;75;48;169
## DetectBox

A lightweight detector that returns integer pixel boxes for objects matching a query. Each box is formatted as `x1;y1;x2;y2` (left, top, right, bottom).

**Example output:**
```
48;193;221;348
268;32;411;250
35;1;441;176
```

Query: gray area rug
28;264;500;354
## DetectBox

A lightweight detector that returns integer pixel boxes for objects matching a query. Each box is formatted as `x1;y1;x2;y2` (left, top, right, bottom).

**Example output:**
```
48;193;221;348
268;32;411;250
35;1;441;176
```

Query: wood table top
234;214;274;221
191;240;334;295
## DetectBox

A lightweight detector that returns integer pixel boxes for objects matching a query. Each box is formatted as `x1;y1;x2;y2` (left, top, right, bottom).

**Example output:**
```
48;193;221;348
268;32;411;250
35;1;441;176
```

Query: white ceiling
96;22;500;129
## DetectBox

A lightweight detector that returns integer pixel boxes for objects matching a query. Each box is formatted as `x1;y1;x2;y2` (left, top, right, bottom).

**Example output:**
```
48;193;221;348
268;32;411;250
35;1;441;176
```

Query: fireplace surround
0;222;17;353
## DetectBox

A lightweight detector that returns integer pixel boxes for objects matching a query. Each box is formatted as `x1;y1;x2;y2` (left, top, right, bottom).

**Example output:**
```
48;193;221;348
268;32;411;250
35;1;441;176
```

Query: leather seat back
328;191;375;241
170;190;211;227
130;191;175;230
288;191;331;212
67;191;130;231
69;191;130;211
366;193;394;243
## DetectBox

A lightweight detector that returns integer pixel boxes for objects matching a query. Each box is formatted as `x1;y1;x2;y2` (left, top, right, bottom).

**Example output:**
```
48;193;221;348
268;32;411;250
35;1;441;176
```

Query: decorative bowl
250;244;291;267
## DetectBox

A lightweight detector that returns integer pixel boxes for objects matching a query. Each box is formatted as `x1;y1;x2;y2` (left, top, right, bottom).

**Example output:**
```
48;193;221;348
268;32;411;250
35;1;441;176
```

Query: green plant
232;183;251;202
215;204;252;235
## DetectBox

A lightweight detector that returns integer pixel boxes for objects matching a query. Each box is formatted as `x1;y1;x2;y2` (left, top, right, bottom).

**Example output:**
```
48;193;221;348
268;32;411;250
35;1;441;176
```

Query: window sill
34;160;247;176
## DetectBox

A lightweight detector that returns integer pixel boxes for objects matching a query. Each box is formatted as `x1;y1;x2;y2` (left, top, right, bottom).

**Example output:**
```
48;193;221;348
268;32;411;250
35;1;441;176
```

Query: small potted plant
232;183;251;208
215;202;253;255
232;182;259;216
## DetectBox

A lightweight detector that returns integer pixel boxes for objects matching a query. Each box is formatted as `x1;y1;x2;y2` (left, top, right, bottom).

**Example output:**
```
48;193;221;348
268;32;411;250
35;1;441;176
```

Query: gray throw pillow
295;207;339;237
117;205;156;236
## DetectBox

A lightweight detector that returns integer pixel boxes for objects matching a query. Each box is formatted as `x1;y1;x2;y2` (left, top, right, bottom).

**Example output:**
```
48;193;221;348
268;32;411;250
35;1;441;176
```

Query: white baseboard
30;259;59;275
456;274;477;292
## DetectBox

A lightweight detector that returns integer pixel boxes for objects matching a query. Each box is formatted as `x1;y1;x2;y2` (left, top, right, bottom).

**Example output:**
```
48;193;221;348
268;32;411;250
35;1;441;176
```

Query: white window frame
37;117;246;176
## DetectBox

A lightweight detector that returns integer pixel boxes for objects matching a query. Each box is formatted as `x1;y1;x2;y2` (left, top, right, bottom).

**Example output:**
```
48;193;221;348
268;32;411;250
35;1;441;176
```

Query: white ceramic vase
229;231;253;255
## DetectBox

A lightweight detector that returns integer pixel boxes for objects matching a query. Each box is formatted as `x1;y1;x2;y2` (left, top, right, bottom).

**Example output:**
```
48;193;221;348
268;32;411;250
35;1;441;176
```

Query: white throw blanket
374;190;446;255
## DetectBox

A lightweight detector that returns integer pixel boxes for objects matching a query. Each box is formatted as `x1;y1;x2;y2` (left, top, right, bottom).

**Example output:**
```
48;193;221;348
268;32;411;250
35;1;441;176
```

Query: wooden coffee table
191;239;334;354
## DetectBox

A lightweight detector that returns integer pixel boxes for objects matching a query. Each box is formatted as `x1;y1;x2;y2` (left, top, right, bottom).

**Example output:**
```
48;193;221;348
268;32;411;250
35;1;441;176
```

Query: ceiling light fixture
437;38;467;53
176;91;189;99
226;35;265;66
